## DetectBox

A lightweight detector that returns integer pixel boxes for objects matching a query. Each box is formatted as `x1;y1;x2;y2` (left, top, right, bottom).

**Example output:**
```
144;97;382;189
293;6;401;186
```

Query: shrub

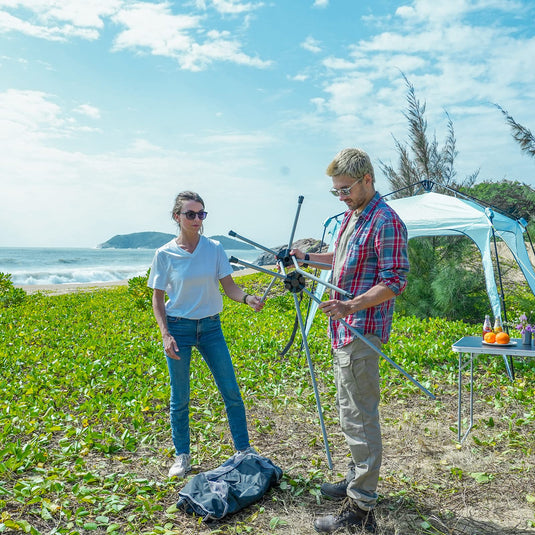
128;269;152;310
0;272;26;308
395;237;487;323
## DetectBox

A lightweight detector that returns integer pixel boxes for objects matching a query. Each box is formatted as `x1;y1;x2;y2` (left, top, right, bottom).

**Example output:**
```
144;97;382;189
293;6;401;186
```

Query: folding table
451;335;535;443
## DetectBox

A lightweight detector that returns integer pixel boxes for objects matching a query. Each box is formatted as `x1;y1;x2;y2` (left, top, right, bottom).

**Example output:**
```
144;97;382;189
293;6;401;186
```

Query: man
292;148;409;533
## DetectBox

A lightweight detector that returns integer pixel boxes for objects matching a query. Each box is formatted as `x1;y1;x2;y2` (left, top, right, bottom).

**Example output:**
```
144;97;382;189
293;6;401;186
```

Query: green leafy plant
0;272;26;308
128;269;152;310
495;104;535;159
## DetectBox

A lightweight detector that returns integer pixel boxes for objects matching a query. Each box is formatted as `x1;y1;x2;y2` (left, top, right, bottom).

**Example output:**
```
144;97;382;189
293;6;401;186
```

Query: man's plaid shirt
330;192;409;348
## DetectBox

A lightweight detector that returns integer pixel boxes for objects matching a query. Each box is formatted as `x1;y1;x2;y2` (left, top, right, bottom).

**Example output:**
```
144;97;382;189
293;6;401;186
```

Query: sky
1;0;534;248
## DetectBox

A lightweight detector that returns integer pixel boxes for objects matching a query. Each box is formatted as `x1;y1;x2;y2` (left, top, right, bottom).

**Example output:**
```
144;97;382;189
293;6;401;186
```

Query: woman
148;191;264;478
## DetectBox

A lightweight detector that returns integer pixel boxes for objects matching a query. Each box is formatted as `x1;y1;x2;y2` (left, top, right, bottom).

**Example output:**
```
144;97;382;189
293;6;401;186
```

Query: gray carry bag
176;450;283;521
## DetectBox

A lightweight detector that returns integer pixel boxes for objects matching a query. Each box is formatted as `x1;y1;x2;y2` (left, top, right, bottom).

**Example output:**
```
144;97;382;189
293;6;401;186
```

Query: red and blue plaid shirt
330;192;409;348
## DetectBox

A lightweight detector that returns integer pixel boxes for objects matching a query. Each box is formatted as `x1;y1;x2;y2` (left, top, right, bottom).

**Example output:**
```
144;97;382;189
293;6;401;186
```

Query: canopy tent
305;190;535;335
387;191;535;319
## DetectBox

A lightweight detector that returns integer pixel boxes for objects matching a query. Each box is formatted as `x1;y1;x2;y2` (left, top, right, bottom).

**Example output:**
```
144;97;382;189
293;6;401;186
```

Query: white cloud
39;0;122;28
111;3;199;56
0;88;65;139
314;0;535;117
395;0;524;25
301;36;321;53
111;2;271;71
74;104;101;119
310;97;326;112
0;0;272;70
180;34;272;70
127;138;165;153
192;0;263;14
322;56;355;70
0;9;98;40
323;77;375;116
209;0;264;15
0;0;121;40
313;0;329;7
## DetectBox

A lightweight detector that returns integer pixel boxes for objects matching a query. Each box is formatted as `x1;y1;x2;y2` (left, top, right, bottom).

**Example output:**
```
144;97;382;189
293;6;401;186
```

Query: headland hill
97;232;324;267
97;231;257;250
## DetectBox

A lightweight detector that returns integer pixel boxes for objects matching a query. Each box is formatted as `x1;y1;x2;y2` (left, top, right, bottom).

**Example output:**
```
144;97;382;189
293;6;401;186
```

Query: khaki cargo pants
332;334;382;511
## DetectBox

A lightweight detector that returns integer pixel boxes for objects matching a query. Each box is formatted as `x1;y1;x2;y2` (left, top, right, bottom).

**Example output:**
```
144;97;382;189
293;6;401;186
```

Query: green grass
1;273;534;534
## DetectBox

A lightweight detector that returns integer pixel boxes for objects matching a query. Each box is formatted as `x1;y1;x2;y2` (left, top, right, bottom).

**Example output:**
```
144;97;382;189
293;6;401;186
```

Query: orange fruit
484;332;496;343
495;332;510;344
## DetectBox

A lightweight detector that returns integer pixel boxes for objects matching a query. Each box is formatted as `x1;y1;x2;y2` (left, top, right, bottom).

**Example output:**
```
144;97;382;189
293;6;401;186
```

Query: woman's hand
163;333;180;360
245;294;265;312
220;275;265;311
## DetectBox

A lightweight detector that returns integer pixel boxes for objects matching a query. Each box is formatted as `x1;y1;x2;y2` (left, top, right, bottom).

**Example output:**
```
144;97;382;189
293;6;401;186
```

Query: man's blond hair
326;148;375;183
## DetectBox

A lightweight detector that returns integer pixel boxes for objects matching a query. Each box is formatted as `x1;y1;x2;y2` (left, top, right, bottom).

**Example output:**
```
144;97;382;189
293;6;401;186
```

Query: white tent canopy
387;191;535;318
305;191;535;333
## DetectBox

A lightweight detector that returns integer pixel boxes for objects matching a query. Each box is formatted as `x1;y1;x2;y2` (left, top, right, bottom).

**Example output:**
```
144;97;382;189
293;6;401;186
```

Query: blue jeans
165;314;250;455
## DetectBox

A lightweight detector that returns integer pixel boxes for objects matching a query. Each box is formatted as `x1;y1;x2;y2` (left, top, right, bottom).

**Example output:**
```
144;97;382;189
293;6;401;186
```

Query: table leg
503;355;515;381
458;352;462;442
467;354;474;441
458;351;475;443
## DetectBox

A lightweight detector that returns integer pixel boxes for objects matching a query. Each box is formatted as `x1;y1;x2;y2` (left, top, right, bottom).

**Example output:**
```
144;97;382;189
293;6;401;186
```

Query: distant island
98;231;257;250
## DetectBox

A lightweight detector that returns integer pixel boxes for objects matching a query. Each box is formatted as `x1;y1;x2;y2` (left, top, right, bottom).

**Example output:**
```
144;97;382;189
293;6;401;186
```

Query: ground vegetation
1;271;534;534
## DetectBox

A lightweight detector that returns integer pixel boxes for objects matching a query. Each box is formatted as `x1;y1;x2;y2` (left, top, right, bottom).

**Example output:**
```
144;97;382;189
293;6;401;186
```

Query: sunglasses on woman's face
180;210;208;220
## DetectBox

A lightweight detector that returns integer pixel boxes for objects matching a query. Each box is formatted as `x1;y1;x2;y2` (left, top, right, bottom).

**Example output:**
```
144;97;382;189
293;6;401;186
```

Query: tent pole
524;227;535;259
491;227;515;381
301;286;435;400
491;228;508;324
299;220;331;354
381;180;434;200
292;291;334;470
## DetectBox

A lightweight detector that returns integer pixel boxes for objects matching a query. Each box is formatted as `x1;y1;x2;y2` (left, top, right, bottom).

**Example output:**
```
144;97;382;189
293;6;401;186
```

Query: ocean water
0;247;261;285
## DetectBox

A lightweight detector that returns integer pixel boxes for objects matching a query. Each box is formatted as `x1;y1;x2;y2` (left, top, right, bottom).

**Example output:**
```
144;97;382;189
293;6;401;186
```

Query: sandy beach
16;266;275;295
16;279;130;295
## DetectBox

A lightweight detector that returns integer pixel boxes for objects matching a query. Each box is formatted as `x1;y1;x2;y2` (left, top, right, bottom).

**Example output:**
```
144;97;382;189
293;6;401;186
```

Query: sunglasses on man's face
181;210;208;220
329;178;363;197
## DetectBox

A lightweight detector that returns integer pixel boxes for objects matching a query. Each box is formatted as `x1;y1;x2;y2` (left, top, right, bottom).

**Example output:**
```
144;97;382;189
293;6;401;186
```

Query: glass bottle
482;315;492;338
493;317;503;333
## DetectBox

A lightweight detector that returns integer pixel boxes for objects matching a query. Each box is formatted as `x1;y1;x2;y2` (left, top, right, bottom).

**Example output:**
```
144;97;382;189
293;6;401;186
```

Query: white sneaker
168;453;191;478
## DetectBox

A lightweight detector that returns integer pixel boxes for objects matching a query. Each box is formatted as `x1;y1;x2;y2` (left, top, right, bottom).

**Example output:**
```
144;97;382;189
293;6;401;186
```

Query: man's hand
319;299;354;321
289;248;305;263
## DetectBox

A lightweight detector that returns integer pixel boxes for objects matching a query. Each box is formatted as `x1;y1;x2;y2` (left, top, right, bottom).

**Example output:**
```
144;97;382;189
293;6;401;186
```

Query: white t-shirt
147;236;234;319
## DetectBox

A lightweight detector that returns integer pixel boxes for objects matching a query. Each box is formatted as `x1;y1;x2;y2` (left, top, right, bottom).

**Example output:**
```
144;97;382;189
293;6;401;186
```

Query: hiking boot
168;453;191;478
320;479;348;500
314;498;377;534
